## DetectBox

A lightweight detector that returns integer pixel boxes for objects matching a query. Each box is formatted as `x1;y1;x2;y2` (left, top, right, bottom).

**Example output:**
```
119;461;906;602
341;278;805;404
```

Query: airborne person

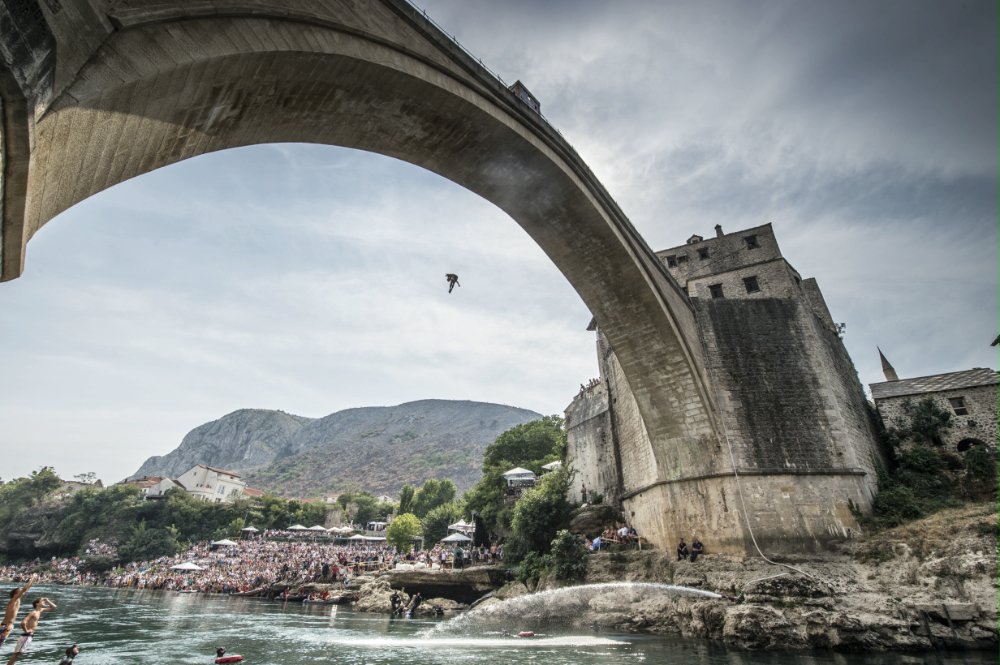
445;273;460;293
7;596;57;665
0;575;36;649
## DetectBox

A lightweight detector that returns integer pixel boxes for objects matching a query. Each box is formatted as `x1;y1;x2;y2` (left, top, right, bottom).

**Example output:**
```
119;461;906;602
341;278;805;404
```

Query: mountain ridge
131;399;543;496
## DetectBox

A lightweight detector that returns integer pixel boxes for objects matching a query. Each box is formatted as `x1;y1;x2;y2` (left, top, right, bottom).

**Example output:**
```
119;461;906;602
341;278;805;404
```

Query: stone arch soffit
28;14;721;456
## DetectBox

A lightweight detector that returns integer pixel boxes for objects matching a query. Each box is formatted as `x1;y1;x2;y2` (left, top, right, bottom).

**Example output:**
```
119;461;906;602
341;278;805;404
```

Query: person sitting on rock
676;538;689;561
690;538;704;562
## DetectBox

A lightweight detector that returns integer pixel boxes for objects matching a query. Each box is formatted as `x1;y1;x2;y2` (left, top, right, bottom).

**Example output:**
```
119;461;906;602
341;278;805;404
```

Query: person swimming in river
445;273;460;293
57;644;80;665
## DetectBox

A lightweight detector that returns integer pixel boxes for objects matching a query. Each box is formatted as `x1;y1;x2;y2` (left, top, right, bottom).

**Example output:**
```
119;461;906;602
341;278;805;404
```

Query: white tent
210;539;239;547
440;533;472;543
502;467;536;488
240;526;259;533
447;519;474;534
308;525;327;531
541;460;563;471
287;524;307;530
170;562;204;571
348;534;367;541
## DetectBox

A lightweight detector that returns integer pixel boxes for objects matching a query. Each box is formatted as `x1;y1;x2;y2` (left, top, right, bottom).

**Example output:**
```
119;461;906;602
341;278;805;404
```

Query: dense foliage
0;467;62;524
891;398;951;447
421;502;464;545
386;513;421;552
868;398;997;528
464;416;566;537
398;485;415;515
514;529;588;588
0;470;334;563
508;467;573;561
411;479;457;519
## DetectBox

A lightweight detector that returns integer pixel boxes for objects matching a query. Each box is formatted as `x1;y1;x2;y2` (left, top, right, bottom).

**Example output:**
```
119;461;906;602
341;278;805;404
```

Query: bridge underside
0;0;879;554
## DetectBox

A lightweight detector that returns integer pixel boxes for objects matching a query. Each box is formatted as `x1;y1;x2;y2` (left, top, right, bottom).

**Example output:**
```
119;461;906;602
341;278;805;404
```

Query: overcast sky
0;0;996;484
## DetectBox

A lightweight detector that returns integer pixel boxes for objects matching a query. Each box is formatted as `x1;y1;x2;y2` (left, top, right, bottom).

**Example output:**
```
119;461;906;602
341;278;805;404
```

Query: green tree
465;416;566;536
962;445;998;498
411;479;457;518
0;467;64;527
893;398;952;447
386;513;421;553
549;529;588;581
398;485;415;515
119;521;180;562
508;467;573;561
421;502;463;545
482;416;566;469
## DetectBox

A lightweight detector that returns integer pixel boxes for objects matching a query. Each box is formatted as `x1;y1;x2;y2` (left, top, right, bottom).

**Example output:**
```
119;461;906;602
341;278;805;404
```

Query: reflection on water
0;585;992;665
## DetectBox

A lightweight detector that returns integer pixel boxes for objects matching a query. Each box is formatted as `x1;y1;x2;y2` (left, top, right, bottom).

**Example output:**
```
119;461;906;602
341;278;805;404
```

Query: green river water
1;586;993;665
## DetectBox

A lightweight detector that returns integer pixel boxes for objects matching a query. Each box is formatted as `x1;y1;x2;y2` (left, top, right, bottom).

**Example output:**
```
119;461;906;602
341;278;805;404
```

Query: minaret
877;347;899;382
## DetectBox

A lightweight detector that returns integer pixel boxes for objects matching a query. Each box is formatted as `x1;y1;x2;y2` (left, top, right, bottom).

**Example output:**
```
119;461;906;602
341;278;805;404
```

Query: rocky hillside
131;400;542;497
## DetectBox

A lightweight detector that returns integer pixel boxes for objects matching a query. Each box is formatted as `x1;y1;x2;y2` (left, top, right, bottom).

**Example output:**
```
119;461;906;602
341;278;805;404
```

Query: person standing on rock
390;590;402;615
1;575;36;649
676;538;689;561
406;592;423;617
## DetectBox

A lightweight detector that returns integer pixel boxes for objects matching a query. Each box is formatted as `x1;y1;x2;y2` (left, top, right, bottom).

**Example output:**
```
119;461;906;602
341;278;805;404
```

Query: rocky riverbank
466;503;998;651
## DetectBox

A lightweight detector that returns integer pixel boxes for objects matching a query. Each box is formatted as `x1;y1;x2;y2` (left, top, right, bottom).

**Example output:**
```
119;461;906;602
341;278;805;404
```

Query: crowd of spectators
0;537;503;595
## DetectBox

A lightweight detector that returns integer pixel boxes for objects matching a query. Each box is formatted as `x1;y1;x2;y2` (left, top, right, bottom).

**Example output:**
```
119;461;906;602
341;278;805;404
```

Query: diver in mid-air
445;273;460;293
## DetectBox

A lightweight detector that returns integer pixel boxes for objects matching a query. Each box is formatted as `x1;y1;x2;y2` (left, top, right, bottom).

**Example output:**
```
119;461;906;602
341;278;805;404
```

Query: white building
146;477;183;499
174;465;246;503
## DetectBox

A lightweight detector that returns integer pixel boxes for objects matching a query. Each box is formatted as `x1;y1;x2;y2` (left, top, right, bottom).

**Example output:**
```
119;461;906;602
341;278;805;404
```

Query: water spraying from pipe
425;582;722;636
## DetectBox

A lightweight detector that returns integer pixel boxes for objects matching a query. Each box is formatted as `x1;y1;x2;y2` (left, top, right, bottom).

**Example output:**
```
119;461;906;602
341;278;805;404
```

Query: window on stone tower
743;276;760;293
744;235;759;249
677;254;689;264
698;247;710;260
709;283;724;299
948;396;969;416
665;255;677;268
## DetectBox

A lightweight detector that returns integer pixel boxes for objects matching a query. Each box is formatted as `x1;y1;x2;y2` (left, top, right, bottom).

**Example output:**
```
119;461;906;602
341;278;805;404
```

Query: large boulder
569;505;621;536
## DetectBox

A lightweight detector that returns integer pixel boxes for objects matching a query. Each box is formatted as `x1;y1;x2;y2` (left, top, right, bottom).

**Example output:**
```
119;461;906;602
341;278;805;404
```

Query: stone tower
566;223;885;554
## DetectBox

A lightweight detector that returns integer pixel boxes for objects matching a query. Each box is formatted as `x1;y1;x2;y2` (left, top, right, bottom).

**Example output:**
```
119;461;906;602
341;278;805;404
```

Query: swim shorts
14;632;33;653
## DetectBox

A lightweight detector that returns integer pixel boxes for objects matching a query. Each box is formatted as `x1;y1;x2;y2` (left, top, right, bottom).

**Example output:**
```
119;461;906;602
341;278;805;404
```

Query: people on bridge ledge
676;538;689;561
690;538;704;562
445;273;460;293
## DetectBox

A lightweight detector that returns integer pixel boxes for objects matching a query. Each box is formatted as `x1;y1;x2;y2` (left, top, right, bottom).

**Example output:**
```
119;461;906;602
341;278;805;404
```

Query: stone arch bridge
0;0;879;553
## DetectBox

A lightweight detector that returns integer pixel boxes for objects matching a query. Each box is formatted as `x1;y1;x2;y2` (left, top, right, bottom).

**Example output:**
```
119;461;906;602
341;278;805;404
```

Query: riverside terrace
0;538;505;595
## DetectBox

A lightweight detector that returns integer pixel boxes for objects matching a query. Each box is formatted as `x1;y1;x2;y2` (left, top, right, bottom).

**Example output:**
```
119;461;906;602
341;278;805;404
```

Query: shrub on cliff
962;445;998;499
507;467;573;561
549;529;588;581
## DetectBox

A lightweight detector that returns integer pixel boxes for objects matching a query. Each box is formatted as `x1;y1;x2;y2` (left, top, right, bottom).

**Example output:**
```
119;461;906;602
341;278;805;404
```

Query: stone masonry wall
687;258;801;303
564;382;619;504
698;298;839;471
876;384;1000;451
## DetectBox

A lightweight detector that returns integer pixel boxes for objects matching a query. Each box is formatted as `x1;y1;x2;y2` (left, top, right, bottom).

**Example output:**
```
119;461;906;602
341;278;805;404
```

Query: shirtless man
7;597;57;665
0;575;36;648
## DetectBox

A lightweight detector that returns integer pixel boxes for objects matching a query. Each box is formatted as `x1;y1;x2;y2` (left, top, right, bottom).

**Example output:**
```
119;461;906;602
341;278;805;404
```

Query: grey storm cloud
0;0;996;482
